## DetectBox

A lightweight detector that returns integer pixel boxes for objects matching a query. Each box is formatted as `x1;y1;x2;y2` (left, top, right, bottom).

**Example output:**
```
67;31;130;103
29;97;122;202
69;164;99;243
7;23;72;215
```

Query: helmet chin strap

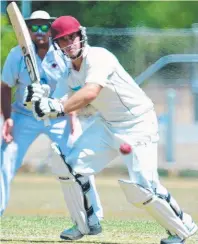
70;47;84;61
60;40;85;61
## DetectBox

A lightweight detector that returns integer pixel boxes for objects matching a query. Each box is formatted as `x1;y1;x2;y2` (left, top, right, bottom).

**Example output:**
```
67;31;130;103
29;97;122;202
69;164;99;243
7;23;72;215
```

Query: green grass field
1;173;198;244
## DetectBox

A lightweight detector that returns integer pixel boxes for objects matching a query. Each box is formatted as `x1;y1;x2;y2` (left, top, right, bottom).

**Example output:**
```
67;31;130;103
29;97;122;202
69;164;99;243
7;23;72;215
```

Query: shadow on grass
1;239;129;244
1;240;62;243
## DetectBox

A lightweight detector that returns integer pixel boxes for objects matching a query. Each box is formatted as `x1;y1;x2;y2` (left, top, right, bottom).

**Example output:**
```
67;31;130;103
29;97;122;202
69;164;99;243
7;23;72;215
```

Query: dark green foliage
1;15;17;68
31;1;198;28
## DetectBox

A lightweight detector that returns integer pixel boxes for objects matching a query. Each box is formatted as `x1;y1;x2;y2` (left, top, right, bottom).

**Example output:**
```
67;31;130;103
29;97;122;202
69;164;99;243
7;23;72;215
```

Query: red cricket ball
119;143;132;154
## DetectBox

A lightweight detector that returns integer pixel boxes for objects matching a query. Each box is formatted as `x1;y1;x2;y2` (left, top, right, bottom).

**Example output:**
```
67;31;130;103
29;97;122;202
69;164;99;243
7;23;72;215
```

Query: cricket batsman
24;15;197;243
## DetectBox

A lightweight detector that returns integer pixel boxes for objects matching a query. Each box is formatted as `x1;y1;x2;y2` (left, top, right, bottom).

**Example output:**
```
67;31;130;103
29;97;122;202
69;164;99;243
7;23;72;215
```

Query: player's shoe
160;214;198;244
60;225;83;241
60;223;102;241
88;222;102;235
160;235;184;244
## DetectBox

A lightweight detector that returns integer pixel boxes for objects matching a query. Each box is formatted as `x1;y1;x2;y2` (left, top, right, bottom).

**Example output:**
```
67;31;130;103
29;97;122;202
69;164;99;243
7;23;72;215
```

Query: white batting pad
51;143;90;234
118;179;190;239
50;142;74;177
145;196;190;239
60;178;90;234
118;179;153;208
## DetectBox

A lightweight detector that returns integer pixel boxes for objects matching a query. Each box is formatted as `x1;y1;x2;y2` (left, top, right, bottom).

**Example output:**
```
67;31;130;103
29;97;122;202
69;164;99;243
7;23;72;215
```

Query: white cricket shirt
67;46;154;127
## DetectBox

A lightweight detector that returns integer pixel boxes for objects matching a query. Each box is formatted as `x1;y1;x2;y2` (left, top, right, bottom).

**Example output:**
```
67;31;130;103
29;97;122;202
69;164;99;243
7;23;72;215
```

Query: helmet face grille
80;26;88;46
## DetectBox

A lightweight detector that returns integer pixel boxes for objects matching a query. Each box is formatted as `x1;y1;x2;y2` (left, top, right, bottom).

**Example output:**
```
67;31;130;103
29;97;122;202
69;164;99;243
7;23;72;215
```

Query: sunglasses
29;24;50;33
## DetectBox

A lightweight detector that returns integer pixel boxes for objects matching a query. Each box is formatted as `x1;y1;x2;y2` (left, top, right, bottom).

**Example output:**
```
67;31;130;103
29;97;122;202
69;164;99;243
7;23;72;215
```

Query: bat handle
39;82;51;127
44;117;51;127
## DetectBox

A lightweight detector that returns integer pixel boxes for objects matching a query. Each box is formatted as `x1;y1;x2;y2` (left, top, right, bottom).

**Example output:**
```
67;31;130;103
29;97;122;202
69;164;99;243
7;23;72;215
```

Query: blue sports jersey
1;42;70;116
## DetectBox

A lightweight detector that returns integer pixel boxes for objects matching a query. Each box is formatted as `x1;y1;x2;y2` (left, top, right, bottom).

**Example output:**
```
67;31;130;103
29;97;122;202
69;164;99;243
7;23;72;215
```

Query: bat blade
7;2;40;84
7;2;50;126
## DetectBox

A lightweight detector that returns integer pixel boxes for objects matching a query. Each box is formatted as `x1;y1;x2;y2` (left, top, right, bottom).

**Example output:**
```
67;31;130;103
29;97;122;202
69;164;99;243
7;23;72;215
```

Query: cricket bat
7;1;50;126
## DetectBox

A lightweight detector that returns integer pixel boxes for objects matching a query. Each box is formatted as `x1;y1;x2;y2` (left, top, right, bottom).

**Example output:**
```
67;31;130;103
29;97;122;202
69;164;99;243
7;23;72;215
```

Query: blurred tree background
31;1;198;28
1;1;198;77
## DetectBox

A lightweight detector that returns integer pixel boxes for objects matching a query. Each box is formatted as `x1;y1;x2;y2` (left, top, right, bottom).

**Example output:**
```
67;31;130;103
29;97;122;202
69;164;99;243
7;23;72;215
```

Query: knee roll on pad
118;179;153;208
118;179;191;239
50;143;73;177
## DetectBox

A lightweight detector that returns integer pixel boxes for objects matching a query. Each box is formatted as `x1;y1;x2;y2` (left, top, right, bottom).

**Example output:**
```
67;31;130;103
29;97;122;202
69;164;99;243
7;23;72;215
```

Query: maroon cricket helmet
51;16;81;40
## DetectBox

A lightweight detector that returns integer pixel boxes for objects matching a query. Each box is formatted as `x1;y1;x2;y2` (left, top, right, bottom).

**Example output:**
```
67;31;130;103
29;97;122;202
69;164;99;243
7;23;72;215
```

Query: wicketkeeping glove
23;83;51;110
33;97;65;120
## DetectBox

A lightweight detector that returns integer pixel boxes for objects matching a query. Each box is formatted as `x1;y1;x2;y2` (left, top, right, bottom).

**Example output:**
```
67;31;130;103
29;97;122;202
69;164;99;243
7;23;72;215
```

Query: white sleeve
85;50;114;87
85;65;109;87
1;47;22;87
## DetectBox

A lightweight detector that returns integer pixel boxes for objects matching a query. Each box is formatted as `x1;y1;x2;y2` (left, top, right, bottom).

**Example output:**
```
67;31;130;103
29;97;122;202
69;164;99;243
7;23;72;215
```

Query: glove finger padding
23;85;34;109
25;85;34;102
33;97;65;120
23;84;51;109
33;100;45;120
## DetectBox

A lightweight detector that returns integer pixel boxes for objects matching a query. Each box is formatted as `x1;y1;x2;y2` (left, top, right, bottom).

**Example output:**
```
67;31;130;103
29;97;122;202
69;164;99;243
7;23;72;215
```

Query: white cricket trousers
0;112;103;217
66;110;167;193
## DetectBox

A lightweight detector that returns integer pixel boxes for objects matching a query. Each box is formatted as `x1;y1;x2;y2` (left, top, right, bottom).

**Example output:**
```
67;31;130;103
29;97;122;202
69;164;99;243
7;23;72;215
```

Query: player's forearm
0;82;12;120
61;84;101;114
62;90;93;114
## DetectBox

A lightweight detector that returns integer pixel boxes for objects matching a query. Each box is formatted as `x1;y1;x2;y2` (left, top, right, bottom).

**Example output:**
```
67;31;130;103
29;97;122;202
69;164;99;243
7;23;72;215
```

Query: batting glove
33;97;65;120
23;83;50;110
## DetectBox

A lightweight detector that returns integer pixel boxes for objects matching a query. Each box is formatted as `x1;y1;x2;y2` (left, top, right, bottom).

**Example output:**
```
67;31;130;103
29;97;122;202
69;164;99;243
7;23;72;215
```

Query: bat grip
44;117;51;127
37;81;51;127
